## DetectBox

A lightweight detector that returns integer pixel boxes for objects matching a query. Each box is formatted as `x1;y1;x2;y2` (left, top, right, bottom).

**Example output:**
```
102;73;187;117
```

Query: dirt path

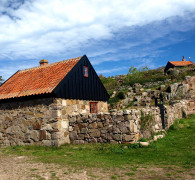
0;153;194;180
0;154;89;180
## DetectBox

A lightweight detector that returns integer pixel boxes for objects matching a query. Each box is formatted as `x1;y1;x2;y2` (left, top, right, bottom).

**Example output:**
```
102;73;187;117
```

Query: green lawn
2;114;195;169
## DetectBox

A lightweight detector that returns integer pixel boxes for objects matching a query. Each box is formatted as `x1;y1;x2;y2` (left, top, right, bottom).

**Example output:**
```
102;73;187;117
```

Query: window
90;102;98;113
83;66;88;77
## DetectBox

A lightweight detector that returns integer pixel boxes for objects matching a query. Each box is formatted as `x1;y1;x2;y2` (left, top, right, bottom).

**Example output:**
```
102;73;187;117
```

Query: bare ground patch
0;153;194;180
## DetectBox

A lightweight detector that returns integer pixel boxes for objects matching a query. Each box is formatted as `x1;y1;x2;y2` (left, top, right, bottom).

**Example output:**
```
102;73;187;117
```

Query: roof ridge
169;60;192;62
18;56;82;74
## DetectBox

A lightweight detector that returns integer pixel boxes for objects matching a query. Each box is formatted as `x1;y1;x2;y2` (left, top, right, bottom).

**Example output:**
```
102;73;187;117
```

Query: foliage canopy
0;76;3;85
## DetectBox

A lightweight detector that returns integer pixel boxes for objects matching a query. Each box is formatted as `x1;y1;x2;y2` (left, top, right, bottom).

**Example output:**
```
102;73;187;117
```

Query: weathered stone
41;124;52;131
124;115;131;121
6;126;20;135
69;131;78;141
78;134;85;140
33;121;41;130
123;110;130;115
113;134;122;141
154;124;160;130
153;136;158;141
51;132;64;140
35;113;43;118
97;122;103;128
69;116;76;123
46;132;51;140
120;126;129;134
80;128;88;134
89;129;100;137
140;142;149;146
51;122;61;130
110;140;117;144
69;126;73;131
100;130;107;134
89;122;98;129
156;134;164;139
123;99;130;106
124;134;134;141
30;131;39;141
113;115;124;122
42;140;52;146
74;140;85;144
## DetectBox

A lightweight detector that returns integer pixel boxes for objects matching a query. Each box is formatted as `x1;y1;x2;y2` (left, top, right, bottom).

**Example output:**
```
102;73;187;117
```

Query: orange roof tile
169;61;194;66
0;56;81;100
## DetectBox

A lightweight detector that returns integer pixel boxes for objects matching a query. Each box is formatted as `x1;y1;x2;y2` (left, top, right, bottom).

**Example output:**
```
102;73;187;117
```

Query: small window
83;66;88;77
90;102;98;113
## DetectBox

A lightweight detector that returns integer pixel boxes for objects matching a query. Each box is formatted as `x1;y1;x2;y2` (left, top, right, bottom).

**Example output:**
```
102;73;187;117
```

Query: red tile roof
169;61;194;66
0;56;81;100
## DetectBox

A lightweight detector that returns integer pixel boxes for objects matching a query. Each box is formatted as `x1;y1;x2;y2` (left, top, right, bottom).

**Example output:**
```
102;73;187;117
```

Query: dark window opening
90;102;98;113
83;66;88;77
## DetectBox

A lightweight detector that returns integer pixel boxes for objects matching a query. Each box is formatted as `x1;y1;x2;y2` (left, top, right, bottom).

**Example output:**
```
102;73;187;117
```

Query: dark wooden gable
53;55;110;101
164;62;174;72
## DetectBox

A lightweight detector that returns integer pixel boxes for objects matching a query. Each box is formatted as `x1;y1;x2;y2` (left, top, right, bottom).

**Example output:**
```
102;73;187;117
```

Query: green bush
140;111;153;130
0;76;3;85
108;96;119;104
123;66;171;86
117;91;125;99
101;77;118;90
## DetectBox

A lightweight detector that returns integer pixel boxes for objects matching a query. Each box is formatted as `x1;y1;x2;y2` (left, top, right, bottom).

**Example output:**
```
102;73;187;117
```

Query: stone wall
56;99;108;115
0;98;70;146
111;76;195;110
0;98;107;146
0;97;194;146
69;100;195;144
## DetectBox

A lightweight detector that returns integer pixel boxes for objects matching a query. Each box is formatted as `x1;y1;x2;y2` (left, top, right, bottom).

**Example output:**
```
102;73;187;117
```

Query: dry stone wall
0;98;69;147
0;98;108;146
55;99;108;115
0;97;194;146
69;100;194;144
69;112;140;144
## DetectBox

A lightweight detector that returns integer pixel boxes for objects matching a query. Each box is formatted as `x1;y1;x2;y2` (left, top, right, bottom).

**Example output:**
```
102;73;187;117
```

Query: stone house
0;55;109;146
164;56;195;72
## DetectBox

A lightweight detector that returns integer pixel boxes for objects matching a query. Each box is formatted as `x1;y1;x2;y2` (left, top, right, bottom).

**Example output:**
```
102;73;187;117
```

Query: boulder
123;98;131;106
140;141;149;146
175;84;188;98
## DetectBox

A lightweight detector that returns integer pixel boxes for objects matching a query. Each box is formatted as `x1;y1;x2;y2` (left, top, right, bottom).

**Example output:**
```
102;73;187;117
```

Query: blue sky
0;0;195;80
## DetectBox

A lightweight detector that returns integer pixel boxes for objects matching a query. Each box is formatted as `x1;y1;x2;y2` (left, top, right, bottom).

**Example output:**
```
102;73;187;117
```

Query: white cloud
0;0;195;60
0;0;195;79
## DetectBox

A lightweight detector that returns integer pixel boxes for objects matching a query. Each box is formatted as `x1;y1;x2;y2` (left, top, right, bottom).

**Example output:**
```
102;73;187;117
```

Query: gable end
53;55;109;101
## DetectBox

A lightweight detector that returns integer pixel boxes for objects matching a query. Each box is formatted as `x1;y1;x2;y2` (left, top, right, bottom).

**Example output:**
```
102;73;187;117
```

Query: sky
0;0;195;80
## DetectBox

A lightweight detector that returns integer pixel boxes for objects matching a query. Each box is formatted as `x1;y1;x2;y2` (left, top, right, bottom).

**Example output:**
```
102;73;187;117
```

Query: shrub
117;91;125;99
140;111;153;130
101;77;118;90
108;96;119;104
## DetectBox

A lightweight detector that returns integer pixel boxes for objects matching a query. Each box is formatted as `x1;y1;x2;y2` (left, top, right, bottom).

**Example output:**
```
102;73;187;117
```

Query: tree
0;76;3;85
99;73;104;79
124;66;149;86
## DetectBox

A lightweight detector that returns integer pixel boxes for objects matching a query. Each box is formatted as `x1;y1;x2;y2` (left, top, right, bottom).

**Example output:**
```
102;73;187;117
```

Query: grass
1;114;195;170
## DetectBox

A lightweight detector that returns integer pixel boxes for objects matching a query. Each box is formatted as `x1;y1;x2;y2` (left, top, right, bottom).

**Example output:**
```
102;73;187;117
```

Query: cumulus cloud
0;0;195;79
1;0;195;59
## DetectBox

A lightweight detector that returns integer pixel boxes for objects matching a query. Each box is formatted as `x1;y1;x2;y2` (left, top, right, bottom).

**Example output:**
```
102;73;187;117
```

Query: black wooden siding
164;62;174;72
53;55;109;101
